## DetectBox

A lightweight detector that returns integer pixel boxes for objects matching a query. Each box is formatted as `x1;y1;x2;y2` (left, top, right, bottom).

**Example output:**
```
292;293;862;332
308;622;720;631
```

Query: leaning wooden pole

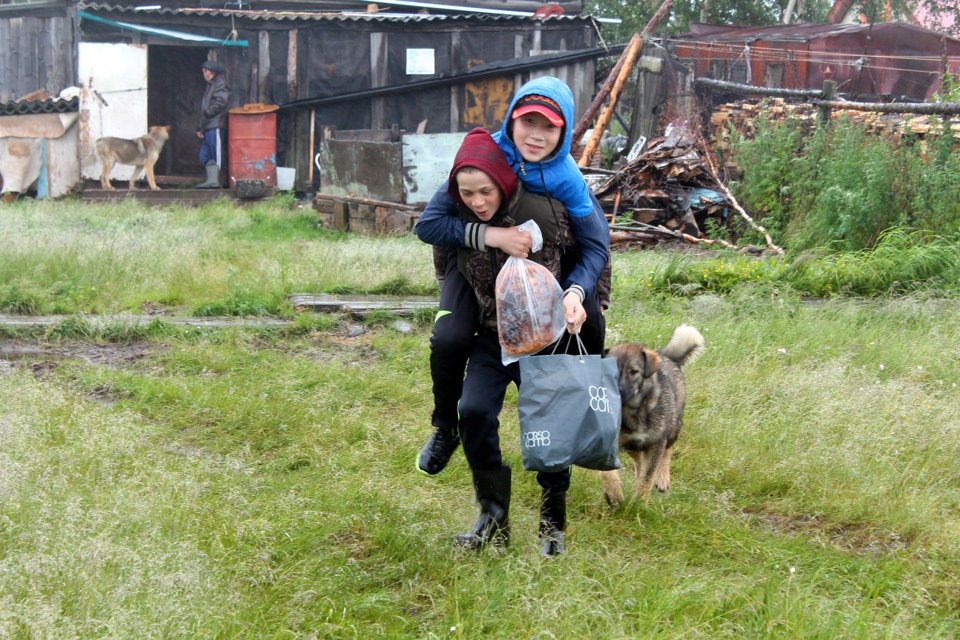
578;39;644;166
572;0;673;159
571;37;638;150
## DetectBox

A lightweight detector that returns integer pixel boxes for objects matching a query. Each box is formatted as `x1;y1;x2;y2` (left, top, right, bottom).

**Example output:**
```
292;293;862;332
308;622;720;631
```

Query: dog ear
603;347;610;357
642;349;661;378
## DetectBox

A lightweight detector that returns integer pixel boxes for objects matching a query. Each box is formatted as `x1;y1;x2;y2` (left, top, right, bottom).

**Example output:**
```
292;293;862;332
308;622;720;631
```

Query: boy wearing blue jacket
416;76;610;477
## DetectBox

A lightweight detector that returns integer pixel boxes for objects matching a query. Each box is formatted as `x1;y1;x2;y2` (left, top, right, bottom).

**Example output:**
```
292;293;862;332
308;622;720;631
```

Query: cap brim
512;105;564;127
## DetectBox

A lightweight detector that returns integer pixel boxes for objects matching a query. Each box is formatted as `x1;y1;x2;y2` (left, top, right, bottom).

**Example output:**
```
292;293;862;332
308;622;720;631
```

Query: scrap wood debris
593;118;773;253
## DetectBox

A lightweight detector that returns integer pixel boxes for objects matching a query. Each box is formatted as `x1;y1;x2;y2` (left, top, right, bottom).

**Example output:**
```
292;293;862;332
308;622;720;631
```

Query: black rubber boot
196;161;220;188
539;489;566;557
417;426;460;476
454;465;511;550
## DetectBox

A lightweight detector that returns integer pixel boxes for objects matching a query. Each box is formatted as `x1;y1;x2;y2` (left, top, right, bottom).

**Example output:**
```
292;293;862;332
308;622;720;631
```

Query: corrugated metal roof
78;3;595;24
0;97;80;117
79;10;249;45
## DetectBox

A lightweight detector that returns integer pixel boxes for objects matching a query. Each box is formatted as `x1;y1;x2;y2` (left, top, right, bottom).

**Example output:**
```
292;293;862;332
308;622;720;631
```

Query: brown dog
95;126;171;191
600;325;705;507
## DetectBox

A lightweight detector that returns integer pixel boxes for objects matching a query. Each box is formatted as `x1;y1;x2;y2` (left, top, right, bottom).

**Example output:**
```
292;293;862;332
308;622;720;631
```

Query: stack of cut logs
710;97;960;143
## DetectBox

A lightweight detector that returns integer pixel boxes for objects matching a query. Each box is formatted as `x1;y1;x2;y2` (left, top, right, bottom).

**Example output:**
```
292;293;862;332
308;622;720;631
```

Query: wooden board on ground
82;188;236;206
289;293;437;316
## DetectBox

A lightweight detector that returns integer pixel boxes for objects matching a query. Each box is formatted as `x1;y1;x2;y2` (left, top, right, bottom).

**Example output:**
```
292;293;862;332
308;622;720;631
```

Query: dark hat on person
201;60;225;75
511;94;564;127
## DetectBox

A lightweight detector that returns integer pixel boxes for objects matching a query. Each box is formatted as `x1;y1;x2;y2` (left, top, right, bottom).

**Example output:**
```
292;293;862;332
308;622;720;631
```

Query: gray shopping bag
517;336;622;473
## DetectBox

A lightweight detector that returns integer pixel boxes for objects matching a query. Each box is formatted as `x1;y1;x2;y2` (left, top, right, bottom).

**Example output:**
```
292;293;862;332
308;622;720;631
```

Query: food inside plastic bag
495;221;566;364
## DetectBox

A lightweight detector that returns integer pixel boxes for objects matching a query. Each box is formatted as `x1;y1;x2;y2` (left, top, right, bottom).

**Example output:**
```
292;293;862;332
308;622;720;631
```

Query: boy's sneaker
417;428;460;475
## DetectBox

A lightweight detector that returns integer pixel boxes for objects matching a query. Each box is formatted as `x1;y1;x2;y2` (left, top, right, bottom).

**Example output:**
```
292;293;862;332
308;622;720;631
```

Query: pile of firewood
711;97;960;143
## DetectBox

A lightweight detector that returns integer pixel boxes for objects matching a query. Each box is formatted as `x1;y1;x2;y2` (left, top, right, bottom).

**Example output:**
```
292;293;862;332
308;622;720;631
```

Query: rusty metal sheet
463;76;513;131
317;138;402;202
675;22;960;101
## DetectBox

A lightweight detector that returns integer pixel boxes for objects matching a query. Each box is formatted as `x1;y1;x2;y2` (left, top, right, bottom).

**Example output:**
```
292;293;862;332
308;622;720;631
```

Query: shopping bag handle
549;332;587;362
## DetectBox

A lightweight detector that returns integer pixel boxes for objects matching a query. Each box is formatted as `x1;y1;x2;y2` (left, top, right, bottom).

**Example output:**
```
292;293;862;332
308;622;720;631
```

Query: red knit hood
447;127;518;214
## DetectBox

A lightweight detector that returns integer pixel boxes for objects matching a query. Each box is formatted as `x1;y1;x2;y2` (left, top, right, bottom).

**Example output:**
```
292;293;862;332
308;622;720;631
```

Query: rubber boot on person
454;465;511;549
539;488;566;556
196;160;221;189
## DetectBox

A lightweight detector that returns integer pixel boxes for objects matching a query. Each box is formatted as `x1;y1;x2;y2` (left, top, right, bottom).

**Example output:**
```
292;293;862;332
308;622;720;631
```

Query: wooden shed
2;1;603;192
671;21;960;103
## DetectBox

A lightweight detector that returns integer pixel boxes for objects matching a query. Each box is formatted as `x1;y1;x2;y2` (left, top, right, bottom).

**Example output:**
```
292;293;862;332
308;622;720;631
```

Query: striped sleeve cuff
464;222;488;251
564;285;585;303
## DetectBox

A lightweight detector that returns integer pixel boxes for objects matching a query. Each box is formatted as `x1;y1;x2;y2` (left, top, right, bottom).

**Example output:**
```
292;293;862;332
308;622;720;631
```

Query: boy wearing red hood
435;127;595;556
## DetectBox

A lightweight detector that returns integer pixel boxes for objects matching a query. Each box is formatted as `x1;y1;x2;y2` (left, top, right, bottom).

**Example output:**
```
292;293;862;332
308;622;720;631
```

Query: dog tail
660;324;705;369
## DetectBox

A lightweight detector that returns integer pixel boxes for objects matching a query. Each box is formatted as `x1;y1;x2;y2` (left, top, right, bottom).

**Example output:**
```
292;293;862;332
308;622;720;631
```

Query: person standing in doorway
196;59;230;188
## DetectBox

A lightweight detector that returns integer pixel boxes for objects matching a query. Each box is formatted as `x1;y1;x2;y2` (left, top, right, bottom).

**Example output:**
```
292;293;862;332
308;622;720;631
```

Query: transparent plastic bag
495;221;566;365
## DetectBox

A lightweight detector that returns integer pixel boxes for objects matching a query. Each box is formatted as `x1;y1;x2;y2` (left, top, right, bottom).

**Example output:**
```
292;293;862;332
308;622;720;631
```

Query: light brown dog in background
95;126;171;191
601;325;706;507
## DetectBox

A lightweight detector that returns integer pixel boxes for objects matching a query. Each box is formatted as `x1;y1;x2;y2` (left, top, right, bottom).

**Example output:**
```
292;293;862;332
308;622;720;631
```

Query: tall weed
616;230;960;299
729;115;960;253
724;116;807;241
896;128;960;235
796;120;903;250
786;228;960;296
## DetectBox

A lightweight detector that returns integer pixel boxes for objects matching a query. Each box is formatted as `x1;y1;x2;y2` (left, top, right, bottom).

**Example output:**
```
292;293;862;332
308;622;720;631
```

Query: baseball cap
511;94;564;127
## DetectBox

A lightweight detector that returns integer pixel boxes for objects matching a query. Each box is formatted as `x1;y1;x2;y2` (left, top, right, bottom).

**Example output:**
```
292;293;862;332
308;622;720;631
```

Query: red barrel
228;103;279;189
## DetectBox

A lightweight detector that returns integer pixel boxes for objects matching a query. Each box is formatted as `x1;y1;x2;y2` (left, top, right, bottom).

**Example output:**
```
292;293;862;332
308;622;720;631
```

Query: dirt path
0;314;292;376
0;338;164;379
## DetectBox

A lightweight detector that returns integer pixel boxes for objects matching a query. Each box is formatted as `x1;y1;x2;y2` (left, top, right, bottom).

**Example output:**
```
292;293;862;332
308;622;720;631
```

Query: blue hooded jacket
416;76;609;299
493;76;591;217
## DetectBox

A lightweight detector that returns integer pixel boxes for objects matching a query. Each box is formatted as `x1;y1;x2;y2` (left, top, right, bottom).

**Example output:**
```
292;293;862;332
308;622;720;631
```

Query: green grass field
1;198;959;638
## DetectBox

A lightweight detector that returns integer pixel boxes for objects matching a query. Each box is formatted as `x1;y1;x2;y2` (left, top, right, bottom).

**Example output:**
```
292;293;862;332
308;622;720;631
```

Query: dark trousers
428;255;477;433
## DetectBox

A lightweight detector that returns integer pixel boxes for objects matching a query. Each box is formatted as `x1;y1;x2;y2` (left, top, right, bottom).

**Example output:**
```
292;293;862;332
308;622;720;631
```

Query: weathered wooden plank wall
0;5;77;102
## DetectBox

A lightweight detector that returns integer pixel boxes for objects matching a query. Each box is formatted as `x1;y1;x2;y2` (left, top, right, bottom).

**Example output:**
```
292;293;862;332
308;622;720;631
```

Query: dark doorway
148;45;209;179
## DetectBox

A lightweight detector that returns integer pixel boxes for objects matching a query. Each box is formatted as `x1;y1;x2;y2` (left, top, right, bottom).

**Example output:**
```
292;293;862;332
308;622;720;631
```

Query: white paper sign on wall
406;49;435;75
